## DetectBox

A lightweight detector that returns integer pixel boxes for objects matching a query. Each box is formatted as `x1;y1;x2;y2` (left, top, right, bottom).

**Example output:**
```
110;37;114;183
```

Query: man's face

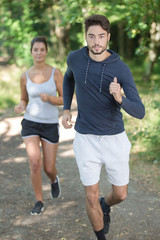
85;25;110;55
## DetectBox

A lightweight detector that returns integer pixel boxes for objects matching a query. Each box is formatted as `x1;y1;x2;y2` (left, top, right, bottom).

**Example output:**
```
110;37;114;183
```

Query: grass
124;61;160;162
0;65;24;111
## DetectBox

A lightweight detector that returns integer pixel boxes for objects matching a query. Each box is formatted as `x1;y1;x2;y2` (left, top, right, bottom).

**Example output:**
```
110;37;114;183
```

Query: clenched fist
109;77;122;104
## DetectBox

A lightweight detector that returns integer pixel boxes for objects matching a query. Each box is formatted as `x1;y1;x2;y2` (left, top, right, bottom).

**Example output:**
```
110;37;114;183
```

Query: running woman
14;36;63;215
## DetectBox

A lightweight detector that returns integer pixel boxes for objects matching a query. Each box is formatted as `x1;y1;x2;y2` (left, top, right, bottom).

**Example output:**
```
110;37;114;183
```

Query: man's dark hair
84;15;110;34
30;36;48;52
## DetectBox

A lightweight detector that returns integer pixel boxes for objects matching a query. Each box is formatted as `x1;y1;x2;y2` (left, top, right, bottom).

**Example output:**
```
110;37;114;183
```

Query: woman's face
31;42;48;63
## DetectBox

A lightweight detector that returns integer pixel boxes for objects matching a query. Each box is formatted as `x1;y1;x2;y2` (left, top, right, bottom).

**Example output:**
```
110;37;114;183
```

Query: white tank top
24;68;59;123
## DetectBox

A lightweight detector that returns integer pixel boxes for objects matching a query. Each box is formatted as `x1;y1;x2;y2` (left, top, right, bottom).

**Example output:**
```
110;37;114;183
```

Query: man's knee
113;185;128;202
115;191;127;202
85;186;99;208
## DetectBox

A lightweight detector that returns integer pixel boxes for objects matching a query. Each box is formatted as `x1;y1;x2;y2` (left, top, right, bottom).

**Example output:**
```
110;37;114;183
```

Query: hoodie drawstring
99;63;106;92
84;59;90;84
85;59;107;93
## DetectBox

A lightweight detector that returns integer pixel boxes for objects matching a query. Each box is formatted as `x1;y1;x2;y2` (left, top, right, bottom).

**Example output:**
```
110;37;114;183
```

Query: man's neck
88;49;111;62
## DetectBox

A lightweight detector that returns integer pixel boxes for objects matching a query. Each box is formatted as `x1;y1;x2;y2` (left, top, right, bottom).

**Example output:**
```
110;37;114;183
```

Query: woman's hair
30;36;48;52
84;15;110;34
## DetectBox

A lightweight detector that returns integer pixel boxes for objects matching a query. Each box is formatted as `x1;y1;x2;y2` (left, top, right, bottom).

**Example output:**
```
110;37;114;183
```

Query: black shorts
21;119;59;144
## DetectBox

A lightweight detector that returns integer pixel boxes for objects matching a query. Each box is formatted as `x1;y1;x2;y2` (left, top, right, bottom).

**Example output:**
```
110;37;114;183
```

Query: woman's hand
40;93;49;102
14;104;25;114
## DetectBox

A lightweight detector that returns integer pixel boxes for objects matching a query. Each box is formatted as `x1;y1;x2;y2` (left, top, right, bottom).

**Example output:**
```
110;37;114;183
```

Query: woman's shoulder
20;71;27;82
45;64;53;70
45;64;59;75
21;66;34;83
54;68;63;81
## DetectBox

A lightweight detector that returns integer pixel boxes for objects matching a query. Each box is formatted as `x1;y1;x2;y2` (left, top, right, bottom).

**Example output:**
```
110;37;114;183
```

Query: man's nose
93;37;100;45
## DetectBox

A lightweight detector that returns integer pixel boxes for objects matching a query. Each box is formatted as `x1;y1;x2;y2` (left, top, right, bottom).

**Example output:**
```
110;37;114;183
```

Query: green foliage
0;0;57;66
68;23;84;50
0;96;16;109
0;64;24;109
122;0;160;55
1;0;160;72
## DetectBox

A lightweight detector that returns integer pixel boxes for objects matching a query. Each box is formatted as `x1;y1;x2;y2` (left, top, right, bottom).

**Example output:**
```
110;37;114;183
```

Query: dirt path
0;107;160;240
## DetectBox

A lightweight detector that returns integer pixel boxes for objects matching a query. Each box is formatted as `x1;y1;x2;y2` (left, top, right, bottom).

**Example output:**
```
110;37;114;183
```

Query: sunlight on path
0;116;23;142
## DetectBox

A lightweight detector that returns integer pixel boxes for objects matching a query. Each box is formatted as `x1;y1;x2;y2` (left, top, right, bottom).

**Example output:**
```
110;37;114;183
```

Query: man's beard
88;45;107;55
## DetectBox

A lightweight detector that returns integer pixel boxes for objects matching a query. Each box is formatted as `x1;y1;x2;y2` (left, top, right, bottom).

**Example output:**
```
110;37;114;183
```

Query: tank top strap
51;67;56;79
26;71;29;80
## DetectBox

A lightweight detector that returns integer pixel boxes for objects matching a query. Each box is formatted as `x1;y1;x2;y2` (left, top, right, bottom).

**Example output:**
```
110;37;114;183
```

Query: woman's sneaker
51;176;61;198
31;201;44;215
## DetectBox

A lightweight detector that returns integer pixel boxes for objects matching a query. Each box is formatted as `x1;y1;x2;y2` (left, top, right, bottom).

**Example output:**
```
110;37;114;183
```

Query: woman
14;36;63;215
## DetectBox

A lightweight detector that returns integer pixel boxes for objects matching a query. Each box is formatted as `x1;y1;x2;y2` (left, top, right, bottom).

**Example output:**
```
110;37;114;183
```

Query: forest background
0;0;160;186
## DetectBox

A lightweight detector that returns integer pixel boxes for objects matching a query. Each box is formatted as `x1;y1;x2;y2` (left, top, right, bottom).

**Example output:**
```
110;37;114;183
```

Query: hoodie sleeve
120;65;145;119
63;61;75;110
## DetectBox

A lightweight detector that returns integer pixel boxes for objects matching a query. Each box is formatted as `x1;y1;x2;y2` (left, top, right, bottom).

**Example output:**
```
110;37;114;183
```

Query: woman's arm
14;72;28;114
40;68;63;106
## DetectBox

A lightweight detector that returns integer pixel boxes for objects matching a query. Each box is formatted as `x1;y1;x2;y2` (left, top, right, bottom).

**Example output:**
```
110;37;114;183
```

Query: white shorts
73;131;131;186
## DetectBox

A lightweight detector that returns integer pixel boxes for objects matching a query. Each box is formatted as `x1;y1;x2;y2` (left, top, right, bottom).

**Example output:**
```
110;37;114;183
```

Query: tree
0;0;37;65
0;0;60;66
1;0;160;77
58;0;160;80
122;0;160;81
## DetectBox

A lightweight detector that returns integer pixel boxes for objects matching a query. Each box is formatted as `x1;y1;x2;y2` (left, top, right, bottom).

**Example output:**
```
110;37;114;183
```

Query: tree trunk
143;22;160;81
117;22;125;57
54;19;70;60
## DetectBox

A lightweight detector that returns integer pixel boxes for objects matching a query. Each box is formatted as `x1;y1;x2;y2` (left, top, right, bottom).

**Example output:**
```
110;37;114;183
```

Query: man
62;15;145;240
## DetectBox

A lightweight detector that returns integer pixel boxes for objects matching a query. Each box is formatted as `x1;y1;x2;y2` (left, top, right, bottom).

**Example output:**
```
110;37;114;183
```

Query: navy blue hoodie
63;47;145;135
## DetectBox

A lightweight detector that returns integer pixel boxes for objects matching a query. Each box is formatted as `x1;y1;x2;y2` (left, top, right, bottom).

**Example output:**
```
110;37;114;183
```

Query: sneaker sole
50;191;61;199
31;206;44;215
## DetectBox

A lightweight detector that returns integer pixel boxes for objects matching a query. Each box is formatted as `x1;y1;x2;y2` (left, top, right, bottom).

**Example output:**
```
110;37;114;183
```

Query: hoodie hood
82;46;120;63
82;47;120;92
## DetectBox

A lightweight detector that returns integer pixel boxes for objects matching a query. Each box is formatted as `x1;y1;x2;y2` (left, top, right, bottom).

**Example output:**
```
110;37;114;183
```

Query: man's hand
109;77;122;104
62;110;73;129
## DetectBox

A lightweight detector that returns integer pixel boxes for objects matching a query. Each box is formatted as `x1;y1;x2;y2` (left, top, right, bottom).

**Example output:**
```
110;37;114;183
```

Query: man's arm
120;95;145;119
62;67;75;129
110;68;145;119
63;67;75;110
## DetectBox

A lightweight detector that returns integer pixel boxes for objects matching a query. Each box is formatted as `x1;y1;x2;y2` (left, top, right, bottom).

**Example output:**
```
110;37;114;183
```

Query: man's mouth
93;45;101;50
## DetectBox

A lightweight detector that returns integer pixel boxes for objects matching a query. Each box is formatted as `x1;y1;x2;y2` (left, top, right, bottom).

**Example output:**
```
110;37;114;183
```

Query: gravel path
0;107;160;240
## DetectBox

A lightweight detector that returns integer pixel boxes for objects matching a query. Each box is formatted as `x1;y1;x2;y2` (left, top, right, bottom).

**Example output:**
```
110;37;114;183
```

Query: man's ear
108;33;111;42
